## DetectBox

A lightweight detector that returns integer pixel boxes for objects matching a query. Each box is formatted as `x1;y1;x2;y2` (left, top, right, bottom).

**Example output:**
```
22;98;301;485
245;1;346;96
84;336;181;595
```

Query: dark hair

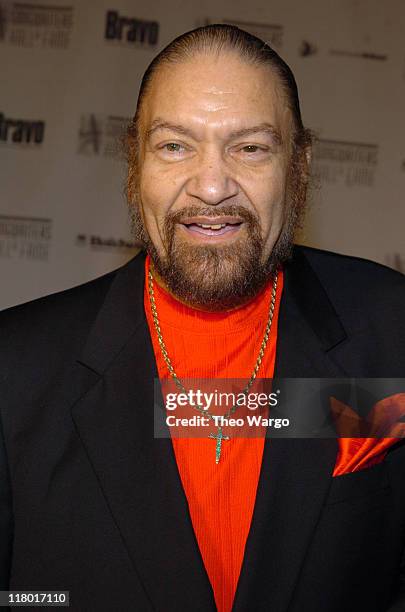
126;24;312;203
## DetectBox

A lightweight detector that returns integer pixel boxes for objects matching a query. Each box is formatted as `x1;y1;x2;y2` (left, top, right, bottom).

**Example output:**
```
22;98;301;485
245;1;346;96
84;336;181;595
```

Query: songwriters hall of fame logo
203;17;283;49
0;1;73;49
0;215;52;260
77;114;130;159
312;139;379;188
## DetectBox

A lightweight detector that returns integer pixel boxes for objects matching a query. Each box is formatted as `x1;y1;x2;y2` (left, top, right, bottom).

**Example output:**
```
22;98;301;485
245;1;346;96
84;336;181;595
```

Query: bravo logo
0;112;45;145
104;10;159;47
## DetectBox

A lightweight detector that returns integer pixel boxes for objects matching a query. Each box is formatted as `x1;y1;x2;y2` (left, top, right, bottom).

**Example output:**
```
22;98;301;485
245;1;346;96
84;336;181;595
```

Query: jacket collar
79;246;347;378
70;246;347;611
274;246;347;378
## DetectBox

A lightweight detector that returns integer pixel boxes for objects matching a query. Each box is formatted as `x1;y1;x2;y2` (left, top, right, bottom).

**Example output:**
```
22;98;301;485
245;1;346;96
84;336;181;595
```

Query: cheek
139;160;184;220
253;172;288;232
139;174;169;230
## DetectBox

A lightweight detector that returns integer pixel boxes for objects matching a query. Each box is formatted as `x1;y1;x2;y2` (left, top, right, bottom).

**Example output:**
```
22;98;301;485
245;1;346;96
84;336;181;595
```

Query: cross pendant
209;426;230;464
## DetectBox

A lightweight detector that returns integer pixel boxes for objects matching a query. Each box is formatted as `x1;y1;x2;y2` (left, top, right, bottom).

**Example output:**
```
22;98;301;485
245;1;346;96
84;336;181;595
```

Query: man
1;24;405;612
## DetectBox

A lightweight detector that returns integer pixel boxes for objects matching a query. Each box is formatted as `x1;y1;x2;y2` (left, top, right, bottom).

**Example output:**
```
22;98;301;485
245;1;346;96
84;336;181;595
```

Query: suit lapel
70;252;216;611
274;246;348;378
233;247;348;612
68;246;351;612
232;438;338;612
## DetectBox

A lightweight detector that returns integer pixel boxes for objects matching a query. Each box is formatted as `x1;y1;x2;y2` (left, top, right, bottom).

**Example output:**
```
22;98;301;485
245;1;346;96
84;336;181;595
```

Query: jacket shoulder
0;266;117;340
296;244;405;288
293;244;405;334
0;264;123;397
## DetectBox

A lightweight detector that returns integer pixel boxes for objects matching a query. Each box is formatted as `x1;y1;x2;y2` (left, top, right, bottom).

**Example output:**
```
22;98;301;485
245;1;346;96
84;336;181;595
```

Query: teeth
198;223;226;229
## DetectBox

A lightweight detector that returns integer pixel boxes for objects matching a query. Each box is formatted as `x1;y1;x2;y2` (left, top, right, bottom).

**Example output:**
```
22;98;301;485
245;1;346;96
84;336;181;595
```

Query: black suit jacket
1;245;405;612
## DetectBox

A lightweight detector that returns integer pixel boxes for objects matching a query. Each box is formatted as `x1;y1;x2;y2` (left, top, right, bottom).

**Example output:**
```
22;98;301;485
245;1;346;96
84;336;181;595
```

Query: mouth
178;216;244;240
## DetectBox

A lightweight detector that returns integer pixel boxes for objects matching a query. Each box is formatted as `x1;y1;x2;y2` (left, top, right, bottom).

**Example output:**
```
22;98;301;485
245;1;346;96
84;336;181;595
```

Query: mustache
162;205;261;251
163;204;260;226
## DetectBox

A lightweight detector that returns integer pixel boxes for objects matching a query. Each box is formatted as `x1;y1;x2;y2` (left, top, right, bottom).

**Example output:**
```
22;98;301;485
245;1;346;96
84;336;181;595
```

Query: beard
128;149;308;311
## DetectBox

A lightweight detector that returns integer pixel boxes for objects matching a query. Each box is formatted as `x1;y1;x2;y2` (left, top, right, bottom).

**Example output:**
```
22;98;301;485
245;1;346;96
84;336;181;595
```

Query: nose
185;147;239;206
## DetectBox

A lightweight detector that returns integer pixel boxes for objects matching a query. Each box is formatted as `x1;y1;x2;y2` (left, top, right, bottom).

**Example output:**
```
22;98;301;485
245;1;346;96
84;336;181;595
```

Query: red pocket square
330;393;405;476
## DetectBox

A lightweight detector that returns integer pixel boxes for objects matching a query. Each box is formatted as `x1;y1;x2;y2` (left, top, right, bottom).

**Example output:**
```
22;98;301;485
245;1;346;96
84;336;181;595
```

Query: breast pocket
325;461;390;506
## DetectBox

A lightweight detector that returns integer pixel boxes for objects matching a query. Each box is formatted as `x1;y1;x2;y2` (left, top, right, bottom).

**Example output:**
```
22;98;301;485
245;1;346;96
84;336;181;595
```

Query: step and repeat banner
1;0;404;310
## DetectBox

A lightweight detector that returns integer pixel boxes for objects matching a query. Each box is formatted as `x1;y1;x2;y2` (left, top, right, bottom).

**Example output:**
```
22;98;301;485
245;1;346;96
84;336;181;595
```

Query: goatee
129;203;295;311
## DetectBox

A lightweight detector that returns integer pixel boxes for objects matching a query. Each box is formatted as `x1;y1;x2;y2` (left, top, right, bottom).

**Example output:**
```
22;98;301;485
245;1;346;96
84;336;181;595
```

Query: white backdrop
1;0;404;310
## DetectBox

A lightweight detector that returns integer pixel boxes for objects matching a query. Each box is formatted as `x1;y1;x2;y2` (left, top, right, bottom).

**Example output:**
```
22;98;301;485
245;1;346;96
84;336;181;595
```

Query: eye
162;143;186;153
156;142;191;160
239;145;269;154
242;145;261;153
155;141;193;162
231;144;271;162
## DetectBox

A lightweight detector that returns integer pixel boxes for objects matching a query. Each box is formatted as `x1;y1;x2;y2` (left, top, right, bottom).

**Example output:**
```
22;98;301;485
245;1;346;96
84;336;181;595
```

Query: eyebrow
145;119;283;146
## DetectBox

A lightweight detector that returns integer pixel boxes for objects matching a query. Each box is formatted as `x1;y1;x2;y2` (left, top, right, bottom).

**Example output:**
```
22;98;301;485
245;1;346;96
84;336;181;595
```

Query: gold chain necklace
148;267;278;464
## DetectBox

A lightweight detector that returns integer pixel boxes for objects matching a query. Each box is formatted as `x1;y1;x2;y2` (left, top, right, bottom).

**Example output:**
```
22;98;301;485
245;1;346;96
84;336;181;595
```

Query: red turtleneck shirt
144;255;284;612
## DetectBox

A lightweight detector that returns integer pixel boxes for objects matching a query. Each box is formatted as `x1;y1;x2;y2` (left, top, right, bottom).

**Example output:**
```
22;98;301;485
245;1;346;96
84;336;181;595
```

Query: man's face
132;52;302;310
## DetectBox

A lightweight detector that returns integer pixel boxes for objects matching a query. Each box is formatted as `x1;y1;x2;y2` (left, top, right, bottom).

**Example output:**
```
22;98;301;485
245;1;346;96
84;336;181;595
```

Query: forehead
140;52;292;141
